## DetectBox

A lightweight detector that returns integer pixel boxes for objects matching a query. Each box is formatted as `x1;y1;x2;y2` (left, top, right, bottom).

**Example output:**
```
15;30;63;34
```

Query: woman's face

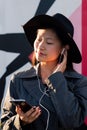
34;29;63;63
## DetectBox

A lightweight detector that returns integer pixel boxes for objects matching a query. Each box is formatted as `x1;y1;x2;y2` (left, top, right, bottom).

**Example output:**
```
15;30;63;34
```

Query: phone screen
10;99;32;112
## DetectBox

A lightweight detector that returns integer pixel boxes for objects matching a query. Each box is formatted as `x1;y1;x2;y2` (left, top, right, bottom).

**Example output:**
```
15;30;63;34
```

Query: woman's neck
39;61;58;83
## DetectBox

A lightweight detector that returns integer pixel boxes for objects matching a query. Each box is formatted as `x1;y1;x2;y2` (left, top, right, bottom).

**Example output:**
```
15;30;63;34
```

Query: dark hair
31;28;74;71
53;27;74;70
32;52;37;66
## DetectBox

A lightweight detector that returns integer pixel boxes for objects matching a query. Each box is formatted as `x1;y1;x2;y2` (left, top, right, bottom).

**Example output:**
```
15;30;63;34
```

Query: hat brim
23;15;82;63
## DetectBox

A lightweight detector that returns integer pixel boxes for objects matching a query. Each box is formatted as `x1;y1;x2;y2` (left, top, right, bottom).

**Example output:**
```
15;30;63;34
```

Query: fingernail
39;110;41;112
33;106;36;109
37;106;41;111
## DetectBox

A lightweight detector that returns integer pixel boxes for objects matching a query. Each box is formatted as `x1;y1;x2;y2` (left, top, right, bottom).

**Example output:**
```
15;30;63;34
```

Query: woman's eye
47;42;53;44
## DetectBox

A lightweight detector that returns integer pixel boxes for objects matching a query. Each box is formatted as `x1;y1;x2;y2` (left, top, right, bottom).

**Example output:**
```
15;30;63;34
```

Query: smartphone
10;99;32;113
58;48;66;63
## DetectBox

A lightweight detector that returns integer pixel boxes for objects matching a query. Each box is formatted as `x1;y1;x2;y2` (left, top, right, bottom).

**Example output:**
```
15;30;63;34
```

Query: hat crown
23;13;82;63
53;13;74;37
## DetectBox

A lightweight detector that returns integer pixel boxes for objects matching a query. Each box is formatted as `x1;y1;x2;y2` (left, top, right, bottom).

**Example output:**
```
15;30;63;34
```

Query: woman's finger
16;106;41;124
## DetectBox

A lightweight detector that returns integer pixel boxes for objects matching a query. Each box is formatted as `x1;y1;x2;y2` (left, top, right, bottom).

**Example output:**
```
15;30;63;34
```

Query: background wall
0;0;87;104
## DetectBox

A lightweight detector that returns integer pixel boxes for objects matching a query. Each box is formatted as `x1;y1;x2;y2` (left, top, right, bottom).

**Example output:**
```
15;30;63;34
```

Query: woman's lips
38;51;46;56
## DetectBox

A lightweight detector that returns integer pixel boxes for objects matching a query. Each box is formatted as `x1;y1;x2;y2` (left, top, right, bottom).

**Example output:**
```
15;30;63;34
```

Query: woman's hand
16;105;41;125
53;49;67;73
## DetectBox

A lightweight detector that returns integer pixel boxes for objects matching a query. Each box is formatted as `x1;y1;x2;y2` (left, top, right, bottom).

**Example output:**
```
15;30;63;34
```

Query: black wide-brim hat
23;13;82;63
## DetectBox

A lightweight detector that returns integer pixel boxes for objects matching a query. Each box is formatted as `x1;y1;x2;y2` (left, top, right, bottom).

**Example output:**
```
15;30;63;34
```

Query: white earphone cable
37;75;50;130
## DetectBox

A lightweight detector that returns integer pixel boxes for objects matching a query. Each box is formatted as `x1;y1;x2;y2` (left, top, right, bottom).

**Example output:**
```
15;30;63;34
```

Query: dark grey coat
1;64;87;130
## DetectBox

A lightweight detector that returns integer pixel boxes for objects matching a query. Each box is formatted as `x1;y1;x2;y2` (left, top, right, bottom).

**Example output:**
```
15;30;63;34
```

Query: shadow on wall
0;0;56;104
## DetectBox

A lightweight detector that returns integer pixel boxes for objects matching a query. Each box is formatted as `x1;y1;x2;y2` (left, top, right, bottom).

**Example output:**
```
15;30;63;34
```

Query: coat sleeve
45;72;87;128
1;74;22;130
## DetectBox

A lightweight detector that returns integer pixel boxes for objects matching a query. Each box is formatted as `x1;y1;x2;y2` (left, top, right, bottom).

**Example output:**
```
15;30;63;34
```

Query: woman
1;13;87;130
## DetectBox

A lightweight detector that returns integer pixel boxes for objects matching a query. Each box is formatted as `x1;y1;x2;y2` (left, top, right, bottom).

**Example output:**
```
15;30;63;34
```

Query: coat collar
18;63;82;79
17;64;39;78
64;70;82;79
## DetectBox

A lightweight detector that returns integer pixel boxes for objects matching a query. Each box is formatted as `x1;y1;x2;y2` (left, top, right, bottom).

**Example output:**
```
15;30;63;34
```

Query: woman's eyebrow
46;36;57;40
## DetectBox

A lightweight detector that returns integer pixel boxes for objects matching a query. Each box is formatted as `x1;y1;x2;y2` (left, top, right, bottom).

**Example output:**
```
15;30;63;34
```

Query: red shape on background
84;116;87;125
82;0;87;76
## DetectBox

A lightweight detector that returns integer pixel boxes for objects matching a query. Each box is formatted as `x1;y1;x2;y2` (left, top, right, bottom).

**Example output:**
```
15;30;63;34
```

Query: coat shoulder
11;66;36;81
